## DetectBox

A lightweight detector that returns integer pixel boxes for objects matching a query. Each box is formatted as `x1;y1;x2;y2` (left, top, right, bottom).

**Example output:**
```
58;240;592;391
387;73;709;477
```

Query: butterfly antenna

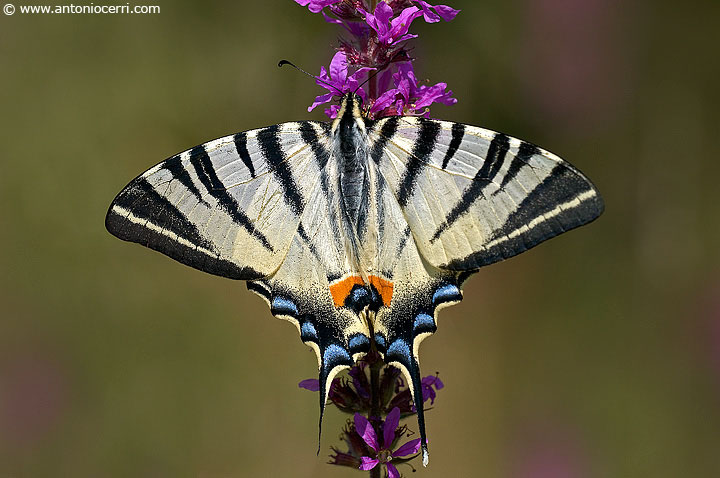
278;59;343;96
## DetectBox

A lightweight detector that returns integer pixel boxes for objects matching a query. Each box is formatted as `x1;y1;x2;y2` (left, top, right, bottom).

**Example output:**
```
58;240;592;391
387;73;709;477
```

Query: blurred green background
1;1;719;476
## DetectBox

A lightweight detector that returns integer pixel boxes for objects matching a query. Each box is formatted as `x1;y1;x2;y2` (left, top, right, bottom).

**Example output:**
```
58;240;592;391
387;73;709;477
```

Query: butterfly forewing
106;121;327;279
367;116;604;271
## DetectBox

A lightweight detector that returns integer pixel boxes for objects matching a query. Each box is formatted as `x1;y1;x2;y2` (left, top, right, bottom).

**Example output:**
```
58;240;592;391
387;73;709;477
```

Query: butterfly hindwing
367;116;604;271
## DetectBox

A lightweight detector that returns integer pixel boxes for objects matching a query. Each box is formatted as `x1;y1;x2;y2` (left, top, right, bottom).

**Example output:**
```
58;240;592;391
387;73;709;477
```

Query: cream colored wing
367;116;604;271
106;121;327;279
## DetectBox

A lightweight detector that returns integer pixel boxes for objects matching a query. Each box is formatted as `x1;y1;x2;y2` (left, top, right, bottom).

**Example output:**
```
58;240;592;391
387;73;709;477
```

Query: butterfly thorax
333;93;373;244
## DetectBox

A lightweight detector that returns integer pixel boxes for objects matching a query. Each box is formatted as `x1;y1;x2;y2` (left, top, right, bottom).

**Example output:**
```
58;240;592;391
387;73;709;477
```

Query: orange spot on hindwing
368;275;393;307
329;276;365;308
329;275;394;309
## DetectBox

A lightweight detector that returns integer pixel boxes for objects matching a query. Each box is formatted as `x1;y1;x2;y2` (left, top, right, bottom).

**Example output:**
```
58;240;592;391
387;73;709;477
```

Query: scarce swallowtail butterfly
106;92;603;464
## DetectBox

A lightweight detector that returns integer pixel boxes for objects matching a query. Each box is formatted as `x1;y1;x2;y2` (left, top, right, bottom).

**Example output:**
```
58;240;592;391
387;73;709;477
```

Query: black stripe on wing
162;155;210;208
369;116;400;165
495;141;540;194
443;163;604;270
441;123;465;170
257;124;304;215
106;178;263;280
397;120;441;208
298;122;331;170
233;131;256;179
430;133;510;242
188;145;274;252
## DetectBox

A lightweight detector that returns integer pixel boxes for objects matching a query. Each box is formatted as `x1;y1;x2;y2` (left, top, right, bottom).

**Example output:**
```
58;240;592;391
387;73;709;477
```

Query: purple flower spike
297;0;460;119
294;0;341;14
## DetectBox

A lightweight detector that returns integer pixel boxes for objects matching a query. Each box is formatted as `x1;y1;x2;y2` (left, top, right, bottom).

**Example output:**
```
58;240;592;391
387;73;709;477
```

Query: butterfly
106;92;603;464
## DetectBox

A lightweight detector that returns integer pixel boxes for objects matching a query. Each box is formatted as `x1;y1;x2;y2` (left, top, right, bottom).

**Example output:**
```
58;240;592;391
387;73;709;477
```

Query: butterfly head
334;92;367;138
338;92;364;116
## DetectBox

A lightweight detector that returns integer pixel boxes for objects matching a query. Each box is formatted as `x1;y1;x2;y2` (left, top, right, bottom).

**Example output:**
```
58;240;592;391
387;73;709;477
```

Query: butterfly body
106;93;603;463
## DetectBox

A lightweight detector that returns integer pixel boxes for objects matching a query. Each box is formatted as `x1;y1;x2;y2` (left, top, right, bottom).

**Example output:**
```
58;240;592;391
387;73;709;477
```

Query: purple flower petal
383;407;401;449
321;10;343;25
298;378;320;391
329;51;348;85
393;33;419;44
362;4;421;45
354;413;379;451
308;92;334;112
324;104;341;118
371;88;400;113
386;462;401;478
415;1;459;23
422;384;437;404
418;373;449;404
383;6;422;44
295;0;342;14
415;0;441;22
359;456;380;471
415;83;456;109
373;1;394;27
357;5;384;39
434;4;460;21
393;438;422;457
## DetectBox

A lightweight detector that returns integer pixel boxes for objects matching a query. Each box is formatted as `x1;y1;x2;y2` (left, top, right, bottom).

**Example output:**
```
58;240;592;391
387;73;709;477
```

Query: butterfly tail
316;344;354;455
385;342;430;466
317;373;326;455
407;357;430;466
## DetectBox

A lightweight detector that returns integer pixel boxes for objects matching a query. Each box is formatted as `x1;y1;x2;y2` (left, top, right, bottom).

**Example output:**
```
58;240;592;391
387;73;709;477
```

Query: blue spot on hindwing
432;283;461;305
323;344;352;370
413;313;436;334
348;334;370;354
387;339;411;362
374;334;387;352
271;297;298;317
300;321;318;342
345;285;370;312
